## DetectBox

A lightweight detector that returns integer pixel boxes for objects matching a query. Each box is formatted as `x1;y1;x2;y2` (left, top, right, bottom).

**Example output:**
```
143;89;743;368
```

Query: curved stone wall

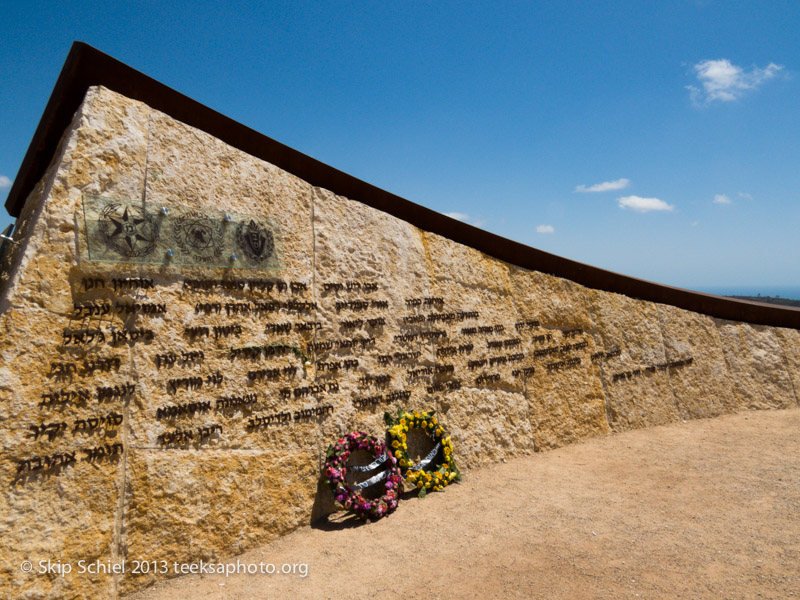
1;78;798;599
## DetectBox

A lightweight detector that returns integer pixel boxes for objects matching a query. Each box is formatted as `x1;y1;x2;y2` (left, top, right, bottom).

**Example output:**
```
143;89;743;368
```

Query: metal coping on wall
5;42;799;329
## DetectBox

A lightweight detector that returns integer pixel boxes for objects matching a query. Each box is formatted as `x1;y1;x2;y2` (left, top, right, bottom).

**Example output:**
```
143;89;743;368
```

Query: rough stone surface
1;86;797;599
716;320;796;410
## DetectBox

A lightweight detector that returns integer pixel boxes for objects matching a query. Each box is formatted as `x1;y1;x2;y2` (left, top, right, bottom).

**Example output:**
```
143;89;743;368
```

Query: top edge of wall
5;42;799;329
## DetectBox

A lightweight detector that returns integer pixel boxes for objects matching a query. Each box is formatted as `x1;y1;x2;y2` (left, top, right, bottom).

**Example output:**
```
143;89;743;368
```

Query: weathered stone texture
716;321;796;410
1;85;798;599
775;327;800;406
120;448;317;595
587;290;676;430
657;304;737;419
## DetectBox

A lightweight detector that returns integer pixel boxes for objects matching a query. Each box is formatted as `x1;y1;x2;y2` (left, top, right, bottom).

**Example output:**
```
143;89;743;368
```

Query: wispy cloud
575;178;630;193
618;195;674;213
738;191;753;200
444;212;486;227
687;59;783;105
536;225;554;234
713;193;731;204
0;175;12;189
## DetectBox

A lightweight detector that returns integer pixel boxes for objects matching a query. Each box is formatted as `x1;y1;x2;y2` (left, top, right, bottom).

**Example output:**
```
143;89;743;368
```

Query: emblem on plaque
98;203;159;258
235;219;274;262
171;212;223;262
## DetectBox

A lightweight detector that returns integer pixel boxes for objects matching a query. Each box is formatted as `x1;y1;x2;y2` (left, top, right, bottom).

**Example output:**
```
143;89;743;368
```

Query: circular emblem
98;203;159;257
235;219;274;262
171;212;223;262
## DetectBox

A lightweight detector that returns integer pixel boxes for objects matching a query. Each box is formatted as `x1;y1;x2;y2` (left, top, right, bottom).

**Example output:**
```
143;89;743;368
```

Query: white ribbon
348;452;388;472
347;452;391;491
350;468;390;490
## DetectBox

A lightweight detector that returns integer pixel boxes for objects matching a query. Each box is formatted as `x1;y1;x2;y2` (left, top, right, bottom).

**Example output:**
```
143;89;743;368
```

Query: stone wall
1;86;798;599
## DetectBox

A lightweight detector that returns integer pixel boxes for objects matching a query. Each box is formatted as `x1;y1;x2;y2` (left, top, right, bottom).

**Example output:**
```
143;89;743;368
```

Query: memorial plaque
82;195;283;269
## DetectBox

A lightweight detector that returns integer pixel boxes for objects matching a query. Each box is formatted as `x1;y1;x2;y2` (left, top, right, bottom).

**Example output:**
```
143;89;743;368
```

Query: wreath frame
384;409;461;498
324;431;402;520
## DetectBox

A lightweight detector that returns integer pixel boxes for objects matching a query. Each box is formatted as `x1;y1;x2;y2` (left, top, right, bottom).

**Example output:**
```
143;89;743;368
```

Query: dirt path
125;408;800;599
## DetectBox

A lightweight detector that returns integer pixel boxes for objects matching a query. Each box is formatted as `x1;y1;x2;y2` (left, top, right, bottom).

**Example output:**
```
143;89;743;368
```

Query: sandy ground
125;408;800;599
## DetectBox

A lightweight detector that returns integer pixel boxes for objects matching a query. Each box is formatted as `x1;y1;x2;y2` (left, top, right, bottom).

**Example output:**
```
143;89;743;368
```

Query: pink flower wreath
324;431;403;521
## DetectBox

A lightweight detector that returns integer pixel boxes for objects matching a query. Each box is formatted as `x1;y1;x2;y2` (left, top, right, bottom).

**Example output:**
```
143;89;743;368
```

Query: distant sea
693;285;800;301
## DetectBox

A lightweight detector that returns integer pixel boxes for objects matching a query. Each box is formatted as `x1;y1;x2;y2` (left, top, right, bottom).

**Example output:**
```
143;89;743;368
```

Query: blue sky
1;1;798;295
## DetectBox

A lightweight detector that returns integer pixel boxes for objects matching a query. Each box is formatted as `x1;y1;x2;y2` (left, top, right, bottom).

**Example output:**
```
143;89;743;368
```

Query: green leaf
418;487;427;499
384;411;394;426
429;410;436;417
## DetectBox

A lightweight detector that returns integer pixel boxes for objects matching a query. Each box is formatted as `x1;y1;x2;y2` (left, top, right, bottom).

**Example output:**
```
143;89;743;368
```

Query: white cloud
618;195;674;213
690;221;699;227
444;212;486;227
536;225;554;234
687;59;783;104
738;191;753;200
0;175;12;189
575;178;630;193
713;193;731;204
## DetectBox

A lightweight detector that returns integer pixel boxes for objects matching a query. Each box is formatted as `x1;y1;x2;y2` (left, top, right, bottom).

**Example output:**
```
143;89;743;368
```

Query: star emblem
107;206;155;252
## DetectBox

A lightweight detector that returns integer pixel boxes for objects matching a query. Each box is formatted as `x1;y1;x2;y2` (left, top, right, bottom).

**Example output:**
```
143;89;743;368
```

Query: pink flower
385;481;393;489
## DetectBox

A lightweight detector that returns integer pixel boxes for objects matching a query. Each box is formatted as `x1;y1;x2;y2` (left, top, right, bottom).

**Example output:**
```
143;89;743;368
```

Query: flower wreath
384;409;461;498
324;431;403;521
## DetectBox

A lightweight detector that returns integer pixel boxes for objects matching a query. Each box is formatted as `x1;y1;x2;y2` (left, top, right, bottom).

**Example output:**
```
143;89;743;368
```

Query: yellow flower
416;480;423;488
392;440;400;448
431;417;437;425
435;428;442;436
402;443;407;450
399;459;407;467
395;450;402;458
422;421;428;428
444;447;451;456
414;412;420;418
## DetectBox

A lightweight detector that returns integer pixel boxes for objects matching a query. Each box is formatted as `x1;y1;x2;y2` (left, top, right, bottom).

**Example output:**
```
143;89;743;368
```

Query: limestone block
657;303;736;418
119;447;318;594
434;387;536;469
775;327;800;406
587;289;677;430
526;361;609;450
507;266;595;332
311;185;433;414
716;321;796;409
1;420;121;600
